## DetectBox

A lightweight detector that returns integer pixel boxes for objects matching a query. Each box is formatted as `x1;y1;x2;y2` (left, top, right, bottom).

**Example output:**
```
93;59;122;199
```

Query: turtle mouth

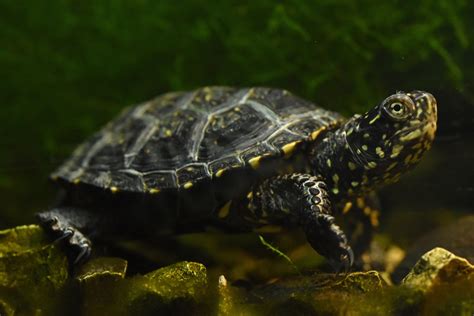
392;122;433;144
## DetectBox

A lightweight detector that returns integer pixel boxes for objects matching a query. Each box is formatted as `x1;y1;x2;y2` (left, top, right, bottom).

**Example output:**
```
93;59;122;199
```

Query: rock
77;256;128;282
126;261;208;315
393;215;474;283
402;247;474;293
248;271;390;315
0;225;68;315
400;247;474;314
217;271;390;315
76;257;128;315
77;260;208;315
217;275;233;315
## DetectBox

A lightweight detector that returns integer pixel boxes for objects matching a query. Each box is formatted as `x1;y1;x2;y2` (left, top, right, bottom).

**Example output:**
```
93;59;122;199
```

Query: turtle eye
383;100;413;121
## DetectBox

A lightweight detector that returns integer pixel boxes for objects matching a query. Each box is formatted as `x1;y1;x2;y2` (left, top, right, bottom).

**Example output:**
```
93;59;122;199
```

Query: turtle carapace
37;87;437;271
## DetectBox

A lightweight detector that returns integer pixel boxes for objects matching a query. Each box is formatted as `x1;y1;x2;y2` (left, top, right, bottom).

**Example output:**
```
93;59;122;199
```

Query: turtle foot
37;210;92;265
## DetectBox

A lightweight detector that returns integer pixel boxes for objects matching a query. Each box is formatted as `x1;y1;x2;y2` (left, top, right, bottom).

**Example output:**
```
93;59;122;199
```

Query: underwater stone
76;257;129;315
76;257;128;282
79;261;208;315
249;271;389;314
126;261;208;314
393;215;474;283
217;275;233;315
0;225;68;315
402;247;474;293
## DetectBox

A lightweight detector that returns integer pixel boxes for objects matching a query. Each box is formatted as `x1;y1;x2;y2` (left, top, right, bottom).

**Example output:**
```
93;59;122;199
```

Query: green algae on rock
393;216;474;283
0;225;68;315
401;247;474;314
78;260;208;315
248;271;390;315
126;261;208;314
402;247;474;293
77;257;128;282
76;257;129;315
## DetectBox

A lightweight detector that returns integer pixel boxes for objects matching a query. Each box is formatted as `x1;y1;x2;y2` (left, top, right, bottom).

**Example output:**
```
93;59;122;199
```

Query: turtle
37;87;437;271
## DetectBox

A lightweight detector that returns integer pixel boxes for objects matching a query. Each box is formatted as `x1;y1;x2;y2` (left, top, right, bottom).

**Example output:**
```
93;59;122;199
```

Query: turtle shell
52;87;344;193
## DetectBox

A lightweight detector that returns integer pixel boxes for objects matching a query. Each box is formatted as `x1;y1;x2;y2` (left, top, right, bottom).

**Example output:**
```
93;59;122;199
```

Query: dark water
0;1;473;251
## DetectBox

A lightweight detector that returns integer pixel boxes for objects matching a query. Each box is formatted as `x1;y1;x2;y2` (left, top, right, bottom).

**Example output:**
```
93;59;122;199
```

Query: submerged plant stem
258;234;301;275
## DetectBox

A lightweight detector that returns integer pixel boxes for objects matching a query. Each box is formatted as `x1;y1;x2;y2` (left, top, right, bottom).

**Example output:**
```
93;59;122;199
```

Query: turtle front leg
36;207;97;265
247;173;354;272
340;194;380;259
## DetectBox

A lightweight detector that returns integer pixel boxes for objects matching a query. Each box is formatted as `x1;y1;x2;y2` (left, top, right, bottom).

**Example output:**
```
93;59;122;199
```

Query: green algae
0;225;68;315
77;260;208;315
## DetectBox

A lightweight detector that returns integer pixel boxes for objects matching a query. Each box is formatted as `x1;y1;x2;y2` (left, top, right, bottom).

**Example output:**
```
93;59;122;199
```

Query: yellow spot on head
73;178;81;184
110;186;119;193
369;114;380;125
348;161;357;170
387;162;398;171
363;133;370;139
165;129;172;137
404;154;413;165
332;188;339;195
183;182;193;189
281;141;300;158
390;144;404;158
362;175;369;184
218;201;232;219
327;159;332;168
367;161;377;169
375;147;385;158
247;191;253;200
215;169;226;177
332;174;339;183
351;181;359;187
399;129;422;142
248;156;262;169
149;188;160;194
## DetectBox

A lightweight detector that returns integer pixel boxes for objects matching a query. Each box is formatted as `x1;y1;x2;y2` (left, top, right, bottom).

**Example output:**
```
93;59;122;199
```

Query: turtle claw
305;213;354;273
73;242;92;265
333;247;354;276
54;228;74;243
37;210;93;266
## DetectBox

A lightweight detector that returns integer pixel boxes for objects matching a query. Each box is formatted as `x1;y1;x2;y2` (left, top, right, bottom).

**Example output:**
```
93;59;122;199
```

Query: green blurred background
1;0;473;247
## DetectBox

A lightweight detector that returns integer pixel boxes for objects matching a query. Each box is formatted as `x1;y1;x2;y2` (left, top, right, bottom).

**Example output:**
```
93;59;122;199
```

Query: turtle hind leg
36;207;98;265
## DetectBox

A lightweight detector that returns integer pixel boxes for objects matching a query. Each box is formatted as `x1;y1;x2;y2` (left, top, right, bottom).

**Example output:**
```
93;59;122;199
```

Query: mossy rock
0;225;68;315
76;259;208;315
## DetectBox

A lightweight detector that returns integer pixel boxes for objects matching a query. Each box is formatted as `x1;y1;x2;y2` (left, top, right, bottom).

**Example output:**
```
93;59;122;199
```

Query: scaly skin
37;90;437;271
245;173;354;272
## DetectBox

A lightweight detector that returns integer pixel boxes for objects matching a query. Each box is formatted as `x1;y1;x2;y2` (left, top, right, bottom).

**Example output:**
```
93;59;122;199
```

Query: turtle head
341;91;437;193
